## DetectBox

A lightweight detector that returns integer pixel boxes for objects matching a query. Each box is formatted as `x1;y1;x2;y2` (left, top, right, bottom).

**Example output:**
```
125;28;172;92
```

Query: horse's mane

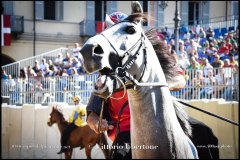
125;13;178;82
54;108;69;125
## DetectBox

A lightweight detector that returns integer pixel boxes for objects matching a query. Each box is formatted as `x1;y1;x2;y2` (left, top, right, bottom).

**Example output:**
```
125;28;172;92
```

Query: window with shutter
3;1;14;15
181;1;188;26
35;1;63;21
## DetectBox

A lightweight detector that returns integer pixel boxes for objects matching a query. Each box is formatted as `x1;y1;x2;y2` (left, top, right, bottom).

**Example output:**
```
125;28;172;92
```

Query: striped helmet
109;12;128;23
73;95;80;102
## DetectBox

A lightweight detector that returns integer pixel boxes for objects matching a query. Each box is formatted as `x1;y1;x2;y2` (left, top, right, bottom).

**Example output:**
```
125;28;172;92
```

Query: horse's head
80;1;147;99
47;106;64;126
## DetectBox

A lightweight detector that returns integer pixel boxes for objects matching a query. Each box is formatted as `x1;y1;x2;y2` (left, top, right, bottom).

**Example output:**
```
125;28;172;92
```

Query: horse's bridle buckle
115;67;126;78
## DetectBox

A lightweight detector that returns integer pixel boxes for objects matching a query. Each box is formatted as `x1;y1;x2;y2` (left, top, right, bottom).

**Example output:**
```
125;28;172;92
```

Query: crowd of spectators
1;25;239;103
161;25;239;100
1;43;91;104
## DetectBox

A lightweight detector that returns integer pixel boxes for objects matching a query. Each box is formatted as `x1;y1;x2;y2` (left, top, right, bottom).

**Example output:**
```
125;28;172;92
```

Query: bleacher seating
228;26;235;32
214;28;221;38
220;27;228;36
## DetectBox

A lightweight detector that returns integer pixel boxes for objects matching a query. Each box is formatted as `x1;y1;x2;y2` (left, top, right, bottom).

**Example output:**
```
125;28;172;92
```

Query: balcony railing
10;15;24;33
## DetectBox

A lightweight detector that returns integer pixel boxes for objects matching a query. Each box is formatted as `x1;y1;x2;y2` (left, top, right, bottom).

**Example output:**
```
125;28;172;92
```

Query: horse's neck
56;119;68;134
127;41;193;158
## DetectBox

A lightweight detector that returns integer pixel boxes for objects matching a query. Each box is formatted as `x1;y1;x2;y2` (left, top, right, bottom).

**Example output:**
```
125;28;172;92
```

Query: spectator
183;31;191;40
48;59;54;71
206;26;215;41
188;56;201;70
2;69;8;80
205;43;217;63
225;38;233;51
40;58;49;74
218;41;229;60
211;54;224;68
63;52;71;62
229;53;238;67
201;58;213;77
33;60;41;73
214;67;229;98
72;43;82;60
223;59;234;68
186;40;198;56
190;70;204;99
44;67;54;77
200;70;216;99
54;53;63;66
199;27;206;38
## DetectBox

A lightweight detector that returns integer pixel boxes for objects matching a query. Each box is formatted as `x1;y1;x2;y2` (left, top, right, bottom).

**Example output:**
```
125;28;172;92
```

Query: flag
1;14;11;46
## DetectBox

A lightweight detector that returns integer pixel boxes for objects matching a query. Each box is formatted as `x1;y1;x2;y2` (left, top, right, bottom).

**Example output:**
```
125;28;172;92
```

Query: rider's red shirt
107;90;130;141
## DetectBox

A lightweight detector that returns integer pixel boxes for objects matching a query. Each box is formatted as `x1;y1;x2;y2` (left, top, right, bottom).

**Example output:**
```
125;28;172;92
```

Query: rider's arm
86;94;113;133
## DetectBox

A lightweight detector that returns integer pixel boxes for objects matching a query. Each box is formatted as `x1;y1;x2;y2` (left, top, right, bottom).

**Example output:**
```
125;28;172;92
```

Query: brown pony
47;106;109;159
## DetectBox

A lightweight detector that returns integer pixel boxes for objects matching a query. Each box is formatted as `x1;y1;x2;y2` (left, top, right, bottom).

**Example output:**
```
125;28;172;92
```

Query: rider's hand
93;119;114;134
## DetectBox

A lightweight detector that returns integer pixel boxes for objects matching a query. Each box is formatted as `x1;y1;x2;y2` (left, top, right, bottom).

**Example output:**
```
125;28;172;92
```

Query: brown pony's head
47;106;64;126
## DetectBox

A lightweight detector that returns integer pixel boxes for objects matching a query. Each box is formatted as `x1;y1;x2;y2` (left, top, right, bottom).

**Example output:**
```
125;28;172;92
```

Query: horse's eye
126;26;136;34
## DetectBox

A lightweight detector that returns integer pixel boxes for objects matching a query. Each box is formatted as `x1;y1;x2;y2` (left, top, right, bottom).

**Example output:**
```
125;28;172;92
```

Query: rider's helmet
73;95;81;103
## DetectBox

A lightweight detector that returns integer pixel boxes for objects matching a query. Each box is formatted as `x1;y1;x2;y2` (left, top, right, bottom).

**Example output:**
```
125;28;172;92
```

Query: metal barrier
1;74;98;105
1;48;69;78
1;68;239;105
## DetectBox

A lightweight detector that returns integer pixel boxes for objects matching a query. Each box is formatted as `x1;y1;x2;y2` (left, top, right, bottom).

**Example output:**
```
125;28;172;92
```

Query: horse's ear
105;14;114;28
131;1;143;14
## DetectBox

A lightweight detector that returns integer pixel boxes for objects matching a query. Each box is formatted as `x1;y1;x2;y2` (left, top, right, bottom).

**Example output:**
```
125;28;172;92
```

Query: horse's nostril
94;45;104;55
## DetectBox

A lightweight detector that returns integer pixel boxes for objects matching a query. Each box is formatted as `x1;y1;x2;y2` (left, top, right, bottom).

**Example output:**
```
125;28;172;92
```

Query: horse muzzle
93;75;114;99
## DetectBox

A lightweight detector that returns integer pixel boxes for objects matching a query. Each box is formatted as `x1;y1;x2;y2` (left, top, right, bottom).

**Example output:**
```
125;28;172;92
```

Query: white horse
80;1;198;159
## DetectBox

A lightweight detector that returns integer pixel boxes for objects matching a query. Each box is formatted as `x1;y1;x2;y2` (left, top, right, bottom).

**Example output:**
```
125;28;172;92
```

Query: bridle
100;20;169;93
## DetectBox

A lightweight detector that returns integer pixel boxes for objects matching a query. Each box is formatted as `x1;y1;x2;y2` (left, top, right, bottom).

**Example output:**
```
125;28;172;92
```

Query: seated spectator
54;53;63;66
225;38;233;51
184;70;203;99
72;43;82;60
2;69;8;80
63;52;71;62
199;27;206;38
206;26;215;41
223;59;234;68
27;65;37;79
72;57;81;68
188;56;201;70
48;59;54;71
44;67;54;77
186;40;198;55
205;43;218;63
218;41;229;60
214;67;228;98
33;60;41;73
40;58;49;74
178;52;190;70
200;70;216;99
212;39;219;50
229;53;238;67
211;54;224;68
201;58;213;77
183;31;191;40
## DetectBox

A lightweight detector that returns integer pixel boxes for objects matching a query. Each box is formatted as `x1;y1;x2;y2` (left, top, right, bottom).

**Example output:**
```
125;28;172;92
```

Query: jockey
69;95;86;127
57;95;86;154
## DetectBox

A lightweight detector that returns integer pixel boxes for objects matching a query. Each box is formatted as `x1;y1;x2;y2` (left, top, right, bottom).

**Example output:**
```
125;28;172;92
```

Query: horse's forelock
125;13;148;23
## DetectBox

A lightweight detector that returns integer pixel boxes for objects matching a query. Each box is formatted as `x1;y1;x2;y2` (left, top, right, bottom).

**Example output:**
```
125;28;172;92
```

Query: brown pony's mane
125;13;178;82
53;107;69;125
